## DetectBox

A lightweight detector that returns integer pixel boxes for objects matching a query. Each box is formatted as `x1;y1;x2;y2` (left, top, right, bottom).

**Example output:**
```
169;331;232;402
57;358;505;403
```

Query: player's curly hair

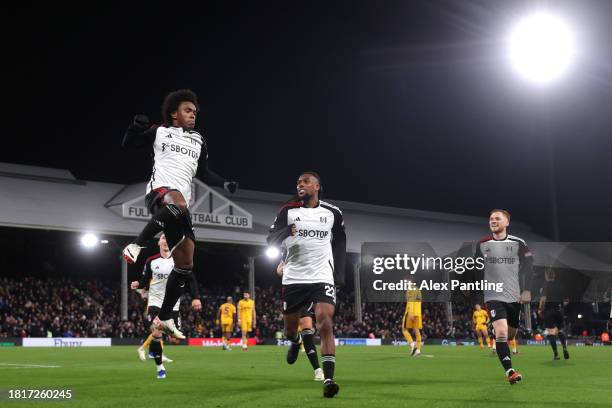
162;89;199;126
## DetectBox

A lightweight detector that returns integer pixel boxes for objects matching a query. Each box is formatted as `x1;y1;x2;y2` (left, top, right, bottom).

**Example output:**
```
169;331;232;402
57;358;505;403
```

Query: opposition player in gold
402;285;423;357
217;297;236;351
473;304;491;349
237;291;256;350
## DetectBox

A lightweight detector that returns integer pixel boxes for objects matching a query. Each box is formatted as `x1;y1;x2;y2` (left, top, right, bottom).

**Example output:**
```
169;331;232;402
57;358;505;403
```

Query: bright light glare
509;13;574;83
265;247;280;259
81;233;99;248
577;314;583;319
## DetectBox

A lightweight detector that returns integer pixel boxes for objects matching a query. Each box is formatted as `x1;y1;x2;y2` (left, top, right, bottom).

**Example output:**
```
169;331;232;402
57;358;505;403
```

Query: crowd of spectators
0;276;464;340
0;276;122;338
4;276;605;339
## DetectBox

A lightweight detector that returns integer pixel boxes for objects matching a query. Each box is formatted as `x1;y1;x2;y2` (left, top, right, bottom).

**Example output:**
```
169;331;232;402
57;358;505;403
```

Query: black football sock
495;337;513;372
149;336;163;365
557;332;567;349
287;332;301;344
321;354;335;381
158;268;191;320
547;334;558;355
301;329;320;370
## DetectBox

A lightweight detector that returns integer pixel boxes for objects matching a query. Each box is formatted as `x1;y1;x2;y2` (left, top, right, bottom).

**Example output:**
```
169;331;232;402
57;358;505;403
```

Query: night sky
4;1;612;241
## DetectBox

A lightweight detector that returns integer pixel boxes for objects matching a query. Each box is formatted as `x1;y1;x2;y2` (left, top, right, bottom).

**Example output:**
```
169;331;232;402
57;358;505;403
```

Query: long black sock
321;354;335;381
301;329;320;370
495;338;513;372
158;268;191;320
557;332;567;349
149;336;163;365
287;332;301;344
134;205;181;246
547;334;558;355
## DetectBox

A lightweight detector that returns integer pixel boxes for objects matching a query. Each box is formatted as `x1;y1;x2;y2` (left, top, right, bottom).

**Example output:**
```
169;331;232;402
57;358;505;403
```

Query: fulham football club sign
121;179;253;229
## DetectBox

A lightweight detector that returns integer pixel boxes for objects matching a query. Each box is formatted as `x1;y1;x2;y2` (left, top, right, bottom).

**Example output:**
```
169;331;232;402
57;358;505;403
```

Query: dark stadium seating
1;276;606;339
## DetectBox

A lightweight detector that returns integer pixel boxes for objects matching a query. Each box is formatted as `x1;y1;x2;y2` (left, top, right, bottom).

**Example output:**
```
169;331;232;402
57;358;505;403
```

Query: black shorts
544;308;564;329
282;283;336;315
145;187;195;243
486;301;521;328
145;187;180;214
147;306;181;330
300;303;316;320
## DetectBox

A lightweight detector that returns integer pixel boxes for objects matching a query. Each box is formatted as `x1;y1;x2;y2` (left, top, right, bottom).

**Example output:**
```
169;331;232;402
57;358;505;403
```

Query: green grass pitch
0;345;610;407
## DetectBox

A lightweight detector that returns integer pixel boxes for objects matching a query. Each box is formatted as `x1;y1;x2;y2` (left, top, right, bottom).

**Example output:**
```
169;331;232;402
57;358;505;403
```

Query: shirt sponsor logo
167;144;199;159
296;229;329;239
485;257;516;264
153;272;170;280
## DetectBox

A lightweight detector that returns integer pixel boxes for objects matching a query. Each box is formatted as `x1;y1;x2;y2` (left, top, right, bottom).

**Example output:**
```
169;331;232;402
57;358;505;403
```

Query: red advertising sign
188;338;257;347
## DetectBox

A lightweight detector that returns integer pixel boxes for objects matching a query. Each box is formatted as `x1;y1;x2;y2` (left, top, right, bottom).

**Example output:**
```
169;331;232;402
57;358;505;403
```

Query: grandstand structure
0;161;546;249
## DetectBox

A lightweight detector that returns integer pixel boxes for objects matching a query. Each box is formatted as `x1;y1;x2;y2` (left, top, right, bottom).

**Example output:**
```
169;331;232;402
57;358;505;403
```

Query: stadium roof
1;162;547;256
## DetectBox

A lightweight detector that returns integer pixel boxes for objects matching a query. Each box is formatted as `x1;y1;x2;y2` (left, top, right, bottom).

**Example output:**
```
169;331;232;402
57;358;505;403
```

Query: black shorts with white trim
282;283;336;315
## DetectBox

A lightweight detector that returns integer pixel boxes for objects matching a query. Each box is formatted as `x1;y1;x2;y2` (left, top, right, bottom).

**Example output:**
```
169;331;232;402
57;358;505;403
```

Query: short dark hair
301;171;323;196
161;89;199;125
490;209;511;221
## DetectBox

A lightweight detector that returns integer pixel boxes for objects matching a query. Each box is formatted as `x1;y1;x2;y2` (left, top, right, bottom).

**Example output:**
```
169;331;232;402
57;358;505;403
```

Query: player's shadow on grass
361;394;604;407
347;377;470;386
539;360;576;367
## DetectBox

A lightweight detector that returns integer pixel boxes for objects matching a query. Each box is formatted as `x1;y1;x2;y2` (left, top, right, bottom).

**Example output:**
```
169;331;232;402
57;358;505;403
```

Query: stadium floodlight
265;247;280;259
81;233;99;248
508;13;575;84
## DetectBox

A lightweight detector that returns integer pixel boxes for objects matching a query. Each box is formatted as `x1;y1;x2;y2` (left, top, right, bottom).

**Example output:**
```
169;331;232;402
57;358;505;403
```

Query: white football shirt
268;200;346;285
143;255;180;311
146;126;205;205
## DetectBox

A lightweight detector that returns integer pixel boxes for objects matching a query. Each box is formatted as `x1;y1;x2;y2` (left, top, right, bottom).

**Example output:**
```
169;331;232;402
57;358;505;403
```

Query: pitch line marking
0;363;61;368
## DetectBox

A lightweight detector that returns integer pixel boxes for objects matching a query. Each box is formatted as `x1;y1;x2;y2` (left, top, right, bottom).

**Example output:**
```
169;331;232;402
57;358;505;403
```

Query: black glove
224;181;239;194
132;114;150;131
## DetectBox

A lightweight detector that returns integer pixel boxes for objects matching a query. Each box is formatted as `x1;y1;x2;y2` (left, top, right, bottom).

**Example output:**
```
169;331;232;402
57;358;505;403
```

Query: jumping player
121;89;236;338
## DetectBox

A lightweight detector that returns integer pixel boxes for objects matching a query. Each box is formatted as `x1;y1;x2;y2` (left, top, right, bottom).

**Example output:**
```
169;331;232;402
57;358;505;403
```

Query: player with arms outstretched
121;89;236;338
